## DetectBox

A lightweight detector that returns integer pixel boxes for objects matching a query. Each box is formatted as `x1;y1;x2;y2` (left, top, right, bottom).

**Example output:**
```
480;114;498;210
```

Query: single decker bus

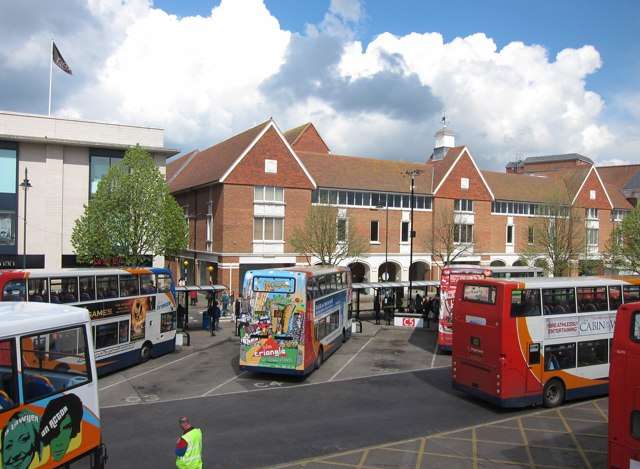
452;276;640;408
239;266;351;375
438;264;544;351
0;268;177;376
609;301;640;469
0;302;107;468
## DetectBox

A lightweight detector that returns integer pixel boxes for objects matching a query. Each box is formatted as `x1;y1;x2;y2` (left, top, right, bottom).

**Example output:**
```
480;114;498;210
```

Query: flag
52;42;72;75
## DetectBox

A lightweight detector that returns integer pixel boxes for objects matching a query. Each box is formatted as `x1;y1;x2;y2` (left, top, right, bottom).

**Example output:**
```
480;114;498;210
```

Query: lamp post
19;168;32;269
403;169;423;311
182;259;189;283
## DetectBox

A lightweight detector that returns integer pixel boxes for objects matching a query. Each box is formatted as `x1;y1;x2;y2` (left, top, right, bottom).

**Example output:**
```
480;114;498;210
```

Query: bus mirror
528;343;540;365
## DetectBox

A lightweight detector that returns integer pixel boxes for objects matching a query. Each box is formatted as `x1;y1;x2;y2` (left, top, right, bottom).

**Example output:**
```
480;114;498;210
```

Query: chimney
430;116;455;161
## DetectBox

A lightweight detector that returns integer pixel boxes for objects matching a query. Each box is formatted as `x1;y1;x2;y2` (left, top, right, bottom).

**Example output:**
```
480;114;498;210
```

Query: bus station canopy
176;285;227;292
352;280;440;290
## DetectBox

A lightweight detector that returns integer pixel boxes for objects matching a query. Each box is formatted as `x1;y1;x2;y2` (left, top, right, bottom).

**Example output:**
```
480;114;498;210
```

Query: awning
176;285;227;292
352;280;440;290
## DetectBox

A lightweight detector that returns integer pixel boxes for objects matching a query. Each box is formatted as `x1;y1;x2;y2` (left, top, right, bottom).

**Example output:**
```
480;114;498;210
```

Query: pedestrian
178;277;186;288
235;296;242;336
414;293;422;316
423;296;431;329
175;416;203;469
383;294;393;326
373;293;381;325
432;294;441;322
222;290;230;316
212;300;222;334
190;290;197;306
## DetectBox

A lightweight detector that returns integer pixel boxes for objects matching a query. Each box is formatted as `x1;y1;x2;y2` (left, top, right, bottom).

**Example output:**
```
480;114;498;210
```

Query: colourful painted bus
452;276;640;408
438;265;544;351
239;266;351;375
609;301;640;469
0;302;106;468
0;268;177;376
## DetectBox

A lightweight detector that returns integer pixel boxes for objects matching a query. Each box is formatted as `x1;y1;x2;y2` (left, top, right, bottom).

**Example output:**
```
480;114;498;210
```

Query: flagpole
48;40;53;116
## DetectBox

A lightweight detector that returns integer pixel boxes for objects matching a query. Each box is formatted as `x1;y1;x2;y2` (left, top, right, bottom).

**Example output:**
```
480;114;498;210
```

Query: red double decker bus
609;301;640;469
452;276;640;408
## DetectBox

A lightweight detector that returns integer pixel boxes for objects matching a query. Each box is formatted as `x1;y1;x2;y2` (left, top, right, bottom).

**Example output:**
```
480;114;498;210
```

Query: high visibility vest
176;428;203;469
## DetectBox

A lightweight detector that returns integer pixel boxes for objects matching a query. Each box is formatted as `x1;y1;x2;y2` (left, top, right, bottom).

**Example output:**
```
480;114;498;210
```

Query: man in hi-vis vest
175;416;203;469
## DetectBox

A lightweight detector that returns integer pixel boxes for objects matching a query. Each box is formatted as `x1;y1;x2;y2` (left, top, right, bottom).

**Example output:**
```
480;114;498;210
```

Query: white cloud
329;0;363;23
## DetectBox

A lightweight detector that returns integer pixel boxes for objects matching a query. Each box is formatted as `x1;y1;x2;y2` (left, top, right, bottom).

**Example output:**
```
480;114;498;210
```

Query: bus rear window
252;276;295;293
632;312;640;343
462;285;496;304
511;289;541;317
624;285;640;303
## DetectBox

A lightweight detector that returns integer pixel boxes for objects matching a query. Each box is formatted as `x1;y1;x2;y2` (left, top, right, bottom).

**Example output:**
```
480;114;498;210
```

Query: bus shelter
176;285;227;330
351;280;440;322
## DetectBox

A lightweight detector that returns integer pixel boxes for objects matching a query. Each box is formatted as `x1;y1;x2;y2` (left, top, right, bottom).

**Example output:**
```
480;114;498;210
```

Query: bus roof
0;302;89;338
471;276;637;289
247;265;349;277
489;266;543;273
0;267;171;278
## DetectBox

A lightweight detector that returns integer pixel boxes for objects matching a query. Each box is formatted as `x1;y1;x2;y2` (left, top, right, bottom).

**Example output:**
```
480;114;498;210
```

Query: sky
1;0;638;169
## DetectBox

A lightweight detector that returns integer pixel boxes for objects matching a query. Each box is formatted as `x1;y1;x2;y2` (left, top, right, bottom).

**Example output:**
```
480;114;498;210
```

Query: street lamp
207;265;214;283
182;259;189;283
402;169;423;311
19;168;32;269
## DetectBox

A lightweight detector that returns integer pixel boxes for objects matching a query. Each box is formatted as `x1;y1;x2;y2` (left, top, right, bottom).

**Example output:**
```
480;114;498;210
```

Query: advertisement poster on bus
86;297;154;341
0;393;101;469
240;272;306;371
545;314;616;339
440;267;490;324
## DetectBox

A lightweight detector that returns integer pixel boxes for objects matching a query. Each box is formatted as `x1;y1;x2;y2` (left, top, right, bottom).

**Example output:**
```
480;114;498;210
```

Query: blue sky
154;0;640;119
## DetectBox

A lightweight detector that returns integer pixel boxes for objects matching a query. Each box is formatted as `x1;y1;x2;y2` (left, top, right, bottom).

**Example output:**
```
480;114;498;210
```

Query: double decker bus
239;266;351;375
452;276;640;408
0;302;106;468
438;265;544;351
0;268;177;376
609;301;640;469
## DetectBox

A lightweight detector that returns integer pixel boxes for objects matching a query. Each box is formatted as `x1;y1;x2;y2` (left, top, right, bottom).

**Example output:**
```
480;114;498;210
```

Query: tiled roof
283;123;310;145
168;120;270;193
605;184;634;209
298;151;435;194
166;149;198;184
598;164;640;190
482;171;570;203
429;146;466;190
524;153;594;165
550;166;592;201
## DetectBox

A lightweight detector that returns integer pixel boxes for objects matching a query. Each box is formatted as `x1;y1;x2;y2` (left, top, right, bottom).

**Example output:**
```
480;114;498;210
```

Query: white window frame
253;217;284;242
454;223;474;244
506;224;514;245
254;186;284;204
585;208;598;220
370;220;380;244
528;226;535;245
586;227;599;246
337;218;348;243
400;220;410;244
454;199;473;213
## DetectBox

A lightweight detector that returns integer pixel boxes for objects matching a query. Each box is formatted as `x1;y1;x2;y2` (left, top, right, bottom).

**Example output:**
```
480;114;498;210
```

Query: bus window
50;277;78;304
542;288;576;315
577;339;608;367
96;275;118;299
511;289;541;317
633;411;640;439
79;276;95;302
623;285;640;303
2;279;25;301
140;274;157;294
157;274;172;293
27;278;48;302
161;312;176;333
95;323;118;349
119;275;139;297
0;339;17;412
21;326;90;402
544;342;576;371
577;287;608;313
119;320;130;343
609;286;622;310
463;284;497;304
632;312;640;342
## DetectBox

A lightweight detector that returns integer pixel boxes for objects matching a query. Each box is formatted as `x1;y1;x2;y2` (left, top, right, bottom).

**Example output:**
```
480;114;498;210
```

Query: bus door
525;342;542;393
510;287;543;395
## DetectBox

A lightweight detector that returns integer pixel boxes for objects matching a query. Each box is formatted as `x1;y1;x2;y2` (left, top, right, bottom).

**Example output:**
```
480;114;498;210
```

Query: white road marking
201;371;248;397
99;350;205;392
100;365;450;409
329;336;375;382
430;341;439;369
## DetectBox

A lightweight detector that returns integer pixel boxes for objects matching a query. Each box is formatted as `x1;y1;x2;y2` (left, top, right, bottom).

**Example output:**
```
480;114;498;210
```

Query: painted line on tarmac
201;371;248;397
430;340;439;369
328;336;375;382
100;365;449;409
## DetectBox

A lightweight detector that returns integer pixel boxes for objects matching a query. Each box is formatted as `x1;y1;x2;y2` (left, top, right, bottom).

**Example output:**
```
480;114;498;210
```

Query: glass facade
312;188;432;210
90;149;124;195
0;142;17;254
491;200;569;217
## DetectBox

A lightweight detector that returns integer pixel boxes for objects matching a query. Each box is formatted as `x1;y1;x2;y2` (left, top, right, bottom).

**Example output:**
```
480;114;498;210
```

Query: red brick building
167;119;638;289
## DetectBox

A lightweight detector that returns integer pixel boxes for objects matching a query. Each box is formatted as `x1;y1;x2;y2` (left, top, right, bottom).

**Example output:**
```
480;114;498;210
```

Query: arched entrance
348;262;369;283
378;261;400;281
512;259;528;267
409;261;430;281
490;260;506;267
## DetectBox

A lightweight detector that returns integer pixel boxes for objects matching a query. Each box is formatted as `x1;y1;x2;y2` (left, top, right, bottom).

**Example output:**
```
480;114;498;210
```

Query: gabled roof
429;146;495;200
598;164;640;189
552;166;592;201
283;122;331;153
298;151;434;194
168;120;271;193
482;171;570;203
605;183;634;209
283;123;310;146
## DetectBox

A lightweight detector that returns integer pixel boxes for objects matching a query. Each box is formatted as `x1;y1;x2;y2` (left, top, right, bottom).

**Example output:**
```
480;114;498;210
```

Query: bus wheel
140;342;153;362
543;379;565;408
315;347;324;369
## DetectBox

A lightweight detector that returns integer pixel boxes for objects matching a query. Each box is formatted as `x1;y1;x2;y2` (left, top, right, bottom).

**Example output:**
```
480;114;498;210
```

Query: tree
604;205;640;274
428;206;473;268
290;206;367;266
522;202;584;277
72;146;188;266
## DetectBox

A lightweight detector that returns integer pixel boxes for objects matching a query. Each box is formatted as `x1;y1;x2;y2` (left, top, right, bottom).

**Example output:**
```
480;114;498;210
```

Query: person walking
423;295;431;329
189;290;197;306
234;296;242;336
373;293;381;325
221;291;230;316
212;301;222;335
175;416;203;469
383;293;393;326
414;293;422;316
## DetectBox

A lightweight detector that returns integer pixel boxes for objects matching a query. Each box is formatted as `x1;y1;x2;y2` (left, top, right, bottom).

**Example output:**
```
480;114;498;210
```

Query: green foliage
71;146;188;266
290;206;367;265
604;205;640;274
